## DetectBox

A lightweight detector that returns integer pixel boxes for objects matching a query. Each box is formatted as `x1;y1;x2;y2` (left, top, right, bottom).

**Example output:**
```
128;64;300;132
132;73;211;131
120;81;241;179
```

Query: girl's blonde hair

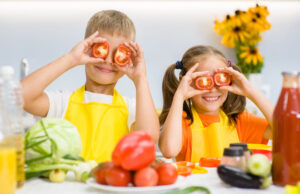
159;45;246;125
85;10;136;41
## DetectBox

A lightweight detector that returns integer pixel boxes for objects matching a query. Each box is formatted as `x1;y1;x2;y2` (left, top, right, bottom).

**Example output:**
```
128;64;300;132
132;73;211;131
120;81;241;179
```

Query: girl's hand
116;42;146;85
218;67;255;97
176;63;210;100
68;31;105;67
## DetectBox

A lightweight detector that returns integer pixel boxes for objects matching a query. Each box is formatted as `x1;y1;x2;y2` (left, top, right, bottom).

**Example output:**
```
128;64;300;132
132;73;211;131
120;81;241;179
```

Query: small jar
230;143;251;161
221;147;246;170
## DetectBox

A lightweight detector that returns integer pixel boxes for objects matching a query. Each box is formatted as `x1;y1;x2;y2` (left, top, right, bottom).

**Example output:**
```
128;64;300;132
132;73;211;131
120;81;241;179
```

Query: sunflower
239;46;263;65
232;10;251;26
221;24;250;47
248;4;269;19
214;15;233;35
213;4;270;75
248;4;271;31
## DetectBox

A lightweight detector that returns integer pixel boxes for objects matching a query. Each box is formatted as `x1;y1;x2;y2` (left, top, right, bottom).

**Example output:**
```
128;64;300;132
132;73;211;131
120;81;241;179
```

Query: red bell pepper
112;131;156;170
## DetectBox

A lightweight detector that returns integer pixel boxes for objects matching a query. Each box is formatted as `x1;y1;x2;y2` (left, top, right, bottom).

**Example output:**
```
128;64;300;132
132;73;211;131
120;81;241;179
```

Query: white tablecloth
16;168;285;194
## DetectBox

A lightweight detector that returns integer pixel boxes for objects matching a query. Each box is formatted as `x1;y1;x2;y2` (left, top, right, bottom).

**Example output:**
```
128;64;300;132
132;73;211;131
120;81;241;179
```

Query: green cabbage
25;118;81;164
25;118;98;182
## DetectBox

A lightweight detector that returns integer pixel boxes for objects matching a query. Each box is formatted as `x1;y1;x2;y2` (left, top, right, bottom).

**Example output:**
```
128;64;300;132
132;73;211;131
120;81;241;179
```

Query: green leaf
63;154;85;161
26;170;50;179
164;186;210;194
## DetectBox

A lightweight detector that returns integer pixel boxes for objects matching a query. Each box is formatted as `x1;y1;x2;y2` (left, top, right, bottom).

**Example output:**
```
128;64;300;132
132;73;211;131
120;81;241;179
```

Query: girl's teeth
204;97;219;101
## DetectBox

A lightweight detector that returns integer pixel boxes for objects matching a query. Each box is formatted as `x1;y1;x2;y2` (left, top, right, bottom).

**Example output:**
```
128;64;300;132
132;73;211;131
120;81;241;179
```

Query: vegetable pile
217;154;272;189
25;118;97;182
92;131;178;187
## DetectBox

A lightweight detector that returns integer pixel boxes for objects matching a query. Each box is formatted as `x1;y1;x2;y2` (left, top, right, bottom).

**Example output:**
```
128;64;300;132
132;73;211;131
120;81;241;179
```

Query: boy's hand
116;42;147;85
175;63;208;101
68;31;105;67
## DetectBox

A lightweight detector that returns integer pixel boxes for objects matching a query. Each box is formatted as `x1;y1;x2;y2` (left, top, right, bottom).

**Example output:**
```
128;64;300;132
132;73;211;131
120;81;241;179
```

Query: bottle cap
0;66;15;76
223;147;244;157
282;71;299;76
230;142;249;151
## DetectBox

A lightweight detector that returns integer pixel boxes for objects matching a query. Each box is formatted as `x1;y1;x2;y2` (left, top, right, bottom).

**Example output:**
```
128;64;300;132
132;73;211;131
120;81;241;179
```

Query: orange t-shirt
176;111;269;161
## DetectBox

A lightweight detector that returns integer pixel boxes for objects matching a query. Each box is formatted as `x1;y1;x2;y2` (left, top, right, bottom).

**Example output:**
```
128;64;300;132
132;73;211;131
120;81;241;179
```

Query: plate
86;176;185;193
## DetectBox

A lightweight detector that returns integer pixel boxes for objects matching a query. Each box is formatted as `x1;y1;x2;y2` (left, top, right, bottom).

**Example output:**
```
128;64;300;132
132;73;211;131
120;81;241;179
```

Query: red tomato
156;163;178;185
199;157;221;167
195;76;214;90
213;72;231;86
105;166;131;187
114;44;132;67
92;161;114;185
92;42;109;59
133;167;158;187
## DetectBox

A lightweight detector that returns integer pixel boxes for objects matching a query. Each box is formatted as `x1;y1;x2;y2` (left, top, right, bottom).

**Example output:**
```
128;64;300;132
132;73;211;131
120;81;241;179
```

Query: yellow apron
190;106;239;162
64;85;129;162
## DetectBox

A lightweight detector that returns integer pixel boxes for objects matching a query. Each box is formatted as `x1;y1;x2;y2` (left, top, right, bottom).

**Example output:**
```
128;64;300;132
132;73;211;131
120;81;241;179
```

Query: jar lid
223;147;244;157
282;71;299;76
230;142;249;151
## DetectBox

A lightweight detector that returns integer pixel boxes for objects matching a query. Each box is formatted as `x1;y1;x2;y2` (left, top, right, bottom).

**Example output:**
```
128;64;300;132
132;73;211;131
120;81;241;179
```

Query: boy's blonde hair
85;10;136;41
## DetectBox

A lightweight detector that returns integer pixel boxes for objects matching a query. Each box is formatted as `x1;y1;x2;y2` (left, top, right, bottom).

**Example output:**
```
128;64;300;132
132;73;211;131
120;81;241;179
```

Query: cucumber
247;154;271;177
217;165;264;189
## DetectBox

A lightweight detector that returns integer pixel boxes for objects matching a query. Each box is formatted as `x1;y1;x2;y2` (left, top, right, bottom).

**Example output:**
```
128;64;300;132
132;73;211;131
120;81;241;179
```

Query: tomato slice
92;42;109;59
199;157;221;167
213;72;231;86
195;76;214;90
176;166;193;177
175;161;195;168
114;44;132;67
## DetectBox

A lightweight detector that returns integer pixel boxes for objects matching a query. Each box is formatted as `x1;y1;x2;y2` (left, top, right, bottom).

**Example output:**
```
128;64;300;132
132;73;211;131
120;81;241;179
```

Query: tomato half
213;72;231;86
195;76;214;90
133;167;158;187
156;163;178;185
199;157;221;167
92;42;109;59
105;166;131;187
92;161;114;185
114;44;132;67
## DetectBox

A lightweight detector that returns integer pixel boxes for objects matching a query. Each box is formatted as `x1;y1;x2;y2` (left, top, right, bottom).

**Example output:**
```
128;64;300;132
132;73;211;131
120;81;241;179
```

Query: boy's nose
105;51;114;64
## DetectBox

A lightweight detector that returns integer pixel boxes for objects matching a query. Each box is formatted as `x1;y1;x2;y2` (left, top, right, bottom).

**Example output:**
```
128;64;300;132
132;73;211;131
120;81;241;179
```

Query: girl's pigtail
159;64;179;125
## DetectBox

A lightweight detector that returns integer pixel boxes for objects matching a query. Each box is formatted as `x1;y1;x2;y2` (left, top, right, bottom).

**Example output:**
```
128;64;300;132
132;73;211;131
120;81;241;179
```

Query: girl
159;45;273;162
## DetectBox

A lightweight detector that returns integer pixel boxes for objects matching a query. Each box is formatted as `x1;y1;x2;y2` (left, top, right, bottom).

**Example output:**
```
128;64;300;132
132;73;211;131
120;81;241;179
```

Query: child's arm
116;42;160;142
21;32;105;116
220;67;274;139
159;64;208;157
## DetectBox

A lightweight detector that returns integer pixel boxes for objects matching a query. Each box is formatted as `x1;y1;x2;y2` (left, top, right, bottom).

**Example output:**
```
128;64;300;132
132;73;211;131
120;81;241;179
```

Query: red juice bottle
272;71;300;186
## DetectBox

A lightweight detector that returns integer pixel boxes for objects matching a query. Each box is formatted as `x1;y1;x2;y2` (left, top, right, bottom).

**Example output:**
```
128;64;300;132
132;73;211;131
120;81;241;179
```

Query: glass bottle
230;142;251;161
273;71;300;186
0;79;17;194
0;66;25;188
221;147;246;170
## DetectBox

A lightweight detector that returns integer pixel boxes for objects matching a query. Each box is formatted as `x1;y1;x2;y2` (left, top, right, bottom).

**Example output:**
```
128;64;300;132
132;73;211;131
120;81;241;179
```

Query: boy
21;10;160;163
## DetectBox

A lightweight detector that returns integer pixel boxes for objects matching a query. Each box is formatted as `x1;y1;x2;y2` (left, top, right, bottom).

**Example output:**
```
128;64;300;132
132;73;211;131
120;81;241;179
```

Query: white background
0;0;299;108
